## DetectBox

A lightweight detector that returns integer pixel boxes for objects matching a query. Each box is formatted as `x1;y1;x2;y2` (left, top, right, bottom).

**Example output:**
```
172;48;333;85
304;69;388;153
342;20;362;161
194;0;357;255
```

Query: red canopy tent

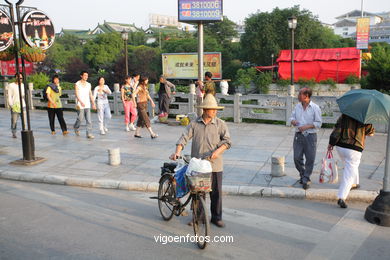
277;47;361;83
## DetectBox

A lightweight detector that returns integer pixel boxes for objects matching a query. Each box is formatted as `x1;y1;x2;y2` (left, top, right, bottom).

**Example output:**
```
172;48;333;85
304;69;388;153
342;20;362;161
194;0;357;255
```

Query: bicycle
153;155;211;249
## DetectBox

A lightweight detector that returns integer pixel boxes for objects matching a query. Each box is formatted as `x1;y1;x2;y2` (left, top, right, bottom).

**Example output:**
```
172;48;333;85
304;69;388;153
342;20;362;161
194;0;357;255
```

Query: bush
276;79;290;87
60;81;75;90
175;85;190;93
319;78;336;88
297;78;316;87
254;72;272;94
344;74;360;84
27;72;49;89
360;76;369;89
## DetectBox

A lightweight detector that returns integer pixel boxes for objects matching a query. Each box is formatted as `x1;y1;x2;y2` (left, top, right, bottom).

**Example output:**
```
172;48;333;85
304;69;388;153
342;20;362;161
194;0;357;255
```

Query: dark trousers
48;108;67;132
293;132;317;183
158;93;170;114
210;171;223;221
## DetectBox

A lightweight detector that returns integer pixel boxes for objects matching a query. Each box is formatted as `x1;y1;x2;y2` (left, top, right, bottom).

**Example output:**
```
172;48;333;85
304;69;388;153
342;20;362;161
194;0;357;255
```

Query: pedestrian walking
328;114;374;208
46;75;68;136
133;76;158;139
93;77;112;135
170;94;232;228
290;87;322;190
73;71;96;139
121;74;138;132
158;75;176;116
7;73;25;138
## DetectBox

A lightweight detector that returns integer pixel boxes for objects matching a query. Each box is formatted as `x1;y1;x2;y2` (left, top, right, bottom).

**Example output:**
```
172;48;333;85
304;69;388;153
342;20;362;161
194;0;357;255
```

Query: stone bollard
271;156;285;177
108;148;121;166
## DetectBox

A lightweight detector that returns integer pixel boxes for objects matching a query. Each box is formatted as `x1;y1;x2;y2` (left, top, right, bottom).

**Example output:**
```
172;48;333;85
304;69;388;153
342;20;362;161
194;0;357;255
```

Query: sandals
134;135;142;138
151;134;158;139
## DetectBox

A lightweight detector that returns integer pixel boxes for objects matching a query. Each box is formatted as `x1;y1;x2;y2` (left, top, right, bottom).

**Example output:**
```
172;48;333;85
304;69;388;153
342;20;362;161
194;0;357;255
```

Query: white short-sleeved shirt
75;80;92;109
93;85;111;105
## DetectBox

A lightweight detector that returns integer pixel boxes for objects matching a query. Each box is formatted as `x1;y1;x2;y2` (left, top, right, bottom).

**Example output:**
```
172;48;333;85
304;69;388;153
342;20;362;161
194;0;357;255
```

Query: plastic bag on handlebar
185;158;212;176
174;164;189;198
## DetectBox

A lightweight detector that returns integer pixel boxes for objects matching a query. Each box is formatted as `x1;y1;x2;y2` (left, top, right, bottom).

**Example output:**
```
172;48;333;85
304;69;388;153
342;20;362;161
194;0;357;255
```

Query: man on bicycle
170;94;231;228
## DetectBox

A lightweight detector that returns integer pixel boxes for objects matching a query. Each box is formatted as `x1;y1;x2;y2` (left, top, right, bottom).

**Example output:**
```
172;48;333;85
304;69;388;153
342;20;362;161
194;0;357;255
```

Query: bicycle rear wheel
158;174;176;221
192;194;210;249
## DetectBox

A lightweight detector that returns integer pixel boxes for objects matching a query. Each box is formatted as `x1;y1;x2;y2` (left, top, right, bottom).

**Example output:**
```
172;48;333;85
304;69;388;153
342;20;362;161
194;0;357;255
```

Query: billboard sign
0;10;13;52
149;14;180;27
0;58;33;76
356;17;370;49
162;52;222;79
22;10;55;50
178;0;223;22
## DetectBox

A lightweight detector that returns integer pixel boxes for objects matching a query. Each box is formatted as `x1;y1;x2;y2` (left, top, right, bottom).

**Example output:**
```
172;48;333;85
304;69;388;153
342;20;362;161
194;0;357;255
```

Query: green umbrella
336;89;390;124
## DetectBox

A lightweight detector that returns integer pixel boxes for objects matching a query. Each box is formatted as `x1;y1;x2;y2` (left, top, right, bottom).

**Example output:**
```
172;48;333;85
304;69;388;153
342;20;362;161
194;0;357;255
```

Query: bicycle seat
162;162;178;173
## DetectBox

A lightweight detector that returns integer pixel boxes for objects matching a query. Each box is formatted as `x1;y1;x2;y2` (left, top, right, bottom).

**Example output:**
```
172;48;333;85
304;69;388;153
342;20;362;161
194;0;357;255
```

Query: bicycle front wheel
158;174;175;221
192;194;210;249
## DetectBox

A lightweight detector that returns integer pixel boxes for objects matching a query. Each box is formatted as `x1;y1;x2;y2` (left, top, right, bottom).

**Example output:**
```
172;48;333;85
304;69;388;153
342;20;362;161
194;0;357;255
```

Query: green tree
241;6;353;65
204;16;238;45
83;32;123;68
366;44;390;92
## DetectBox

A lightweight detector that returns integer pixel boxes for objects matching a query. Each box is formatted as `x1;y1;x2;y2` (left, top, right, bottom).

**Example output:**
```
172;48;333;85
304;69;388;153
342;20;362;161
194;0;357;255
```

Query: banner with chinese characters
162;52;222;79
356;17;370;49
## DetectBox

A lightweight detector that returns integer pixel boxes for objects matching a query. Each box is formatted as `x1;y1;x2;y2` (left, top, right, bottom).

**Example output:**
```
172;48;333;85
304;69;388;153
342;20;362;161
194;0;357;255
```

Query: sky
14;0;390;32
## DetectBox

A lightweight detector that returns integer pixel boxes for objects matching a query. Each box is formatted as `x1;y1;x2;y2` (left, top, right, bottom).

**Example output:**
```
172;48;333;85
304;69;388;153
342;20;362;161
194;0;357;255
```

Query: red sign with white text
0;58;34;76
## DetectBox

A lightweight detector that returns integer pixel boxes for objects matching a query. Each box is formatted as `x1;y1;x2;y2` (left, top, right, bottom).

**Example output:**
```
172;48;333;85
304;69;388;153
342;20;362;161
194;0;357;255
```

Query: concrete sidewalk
0;108;386;202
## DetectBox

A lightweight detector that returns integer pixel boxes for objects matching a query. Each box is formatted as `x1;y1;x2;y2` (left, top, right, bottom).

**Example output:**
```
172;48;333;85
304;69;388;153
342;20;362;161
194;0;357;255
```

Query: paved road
0;108;387;198
1;180;389;260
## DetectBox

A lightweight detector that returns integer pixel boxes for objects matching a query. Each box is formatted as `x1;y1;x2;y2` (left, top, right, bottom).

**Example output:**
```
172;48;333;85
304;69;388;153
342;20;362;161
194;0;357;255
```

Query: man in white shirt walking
7;73;26;138
74;71;96;139
290;88;322;190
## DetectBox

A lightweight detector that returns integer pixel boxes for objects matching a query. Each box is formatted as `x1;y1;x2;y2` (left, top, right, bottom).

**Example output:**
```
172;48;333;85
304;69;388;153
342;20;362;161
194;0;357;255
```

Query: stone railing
1;83;387;133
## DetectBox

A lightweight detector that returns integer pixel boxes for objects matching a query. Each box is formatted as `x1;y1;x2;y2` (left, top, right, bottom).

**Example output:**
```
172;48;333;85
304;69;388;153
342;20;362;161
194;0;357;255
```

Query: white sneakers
100;129;106;135
126;123;136;132
129;123;136;131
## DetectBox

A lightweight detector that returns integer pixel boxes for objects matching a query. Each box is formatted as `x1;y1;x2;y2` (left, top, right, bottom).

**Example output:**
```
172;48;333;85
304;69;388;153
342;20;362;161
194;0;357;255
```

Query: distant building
90;21;141;34
58;21;142;44
333;10;390;44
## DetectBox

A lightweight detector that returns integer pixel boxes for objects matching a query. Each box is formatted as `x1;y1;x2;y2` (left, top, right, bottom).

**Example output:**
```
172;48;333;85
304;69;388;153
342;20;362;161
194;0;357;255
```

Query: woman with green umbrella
328;115;374;208
327;89;390;208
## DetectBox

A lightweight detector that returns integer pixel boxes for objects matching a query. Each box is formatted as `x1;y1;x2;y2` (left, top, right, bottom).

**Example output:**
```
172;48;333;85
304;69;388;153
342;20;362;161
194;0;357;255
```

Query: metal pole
361;0;364;17
124;39;128;76
198;21;204;83
291;28;294;85
383;119;390;192
16;1;31;131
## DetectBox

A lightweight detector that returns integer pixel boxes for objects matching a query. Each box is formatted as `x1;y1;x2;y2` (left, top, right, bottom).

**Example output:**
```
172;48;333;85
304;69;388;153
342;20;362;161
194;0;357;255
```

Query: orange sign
356;17;370;49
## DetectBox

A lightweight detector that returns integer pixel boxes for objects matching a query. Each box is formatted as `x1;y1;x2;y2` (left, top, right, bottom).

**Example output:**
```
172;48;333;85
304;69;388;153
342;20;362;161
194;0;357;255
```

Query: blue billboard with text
178;0;223;22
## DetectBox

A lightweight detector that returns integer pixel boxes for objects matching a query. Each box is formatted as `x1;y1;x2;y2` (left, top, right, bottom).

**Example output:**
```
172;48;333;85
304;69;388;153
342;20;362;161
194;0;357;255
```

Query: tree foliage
83;32;123;69
204;16;238;45
366;43;390;92
241;6;354;65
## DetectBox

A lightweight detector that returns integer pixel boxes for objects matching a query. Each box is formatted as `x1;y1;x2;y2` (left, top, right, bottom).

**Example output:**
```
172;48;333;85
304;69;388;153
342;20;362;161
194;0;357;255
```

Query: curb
0;171;379;203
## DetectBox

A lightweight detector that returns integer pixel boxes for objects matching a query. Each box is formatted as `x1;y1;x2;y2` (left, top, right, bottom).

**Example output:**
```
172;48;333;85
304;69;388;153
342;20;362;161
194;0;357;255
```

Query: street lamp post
288;16;297;96
271;53;274;80
121;29;128;76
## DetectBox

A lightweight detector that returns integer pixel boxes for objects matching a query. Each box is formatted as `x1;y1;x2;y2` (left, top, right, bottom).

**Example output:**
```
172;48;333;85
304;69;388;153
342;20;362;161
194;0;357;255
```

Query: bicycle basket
186;171;212;192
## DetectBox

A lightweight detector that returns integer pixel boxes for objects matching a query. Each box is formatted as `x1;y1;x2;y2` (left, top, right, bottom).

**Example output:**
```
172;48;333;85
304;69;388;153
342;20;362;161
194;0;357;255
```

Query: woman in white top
7;73;26;138
93;77;112;135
